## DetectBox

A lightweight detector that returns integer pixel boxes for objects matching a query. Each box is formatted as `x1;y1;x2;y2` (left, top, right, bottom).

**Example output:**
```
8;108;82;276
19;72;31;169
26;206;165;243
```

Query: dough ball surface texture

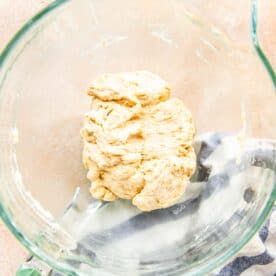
81;71;196;211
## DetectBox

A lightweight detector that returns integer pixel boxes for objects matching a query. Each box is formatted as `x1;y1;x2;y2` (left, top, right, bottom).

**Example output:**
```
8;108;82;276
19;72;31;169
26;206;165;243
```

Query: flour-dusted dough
81;71;196;211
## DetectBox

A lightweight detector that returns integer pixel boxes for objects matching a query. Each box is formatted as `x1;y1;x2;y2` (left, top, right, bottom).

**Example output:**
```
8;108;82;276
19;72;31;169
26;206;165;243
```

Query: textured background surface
0;1;275;275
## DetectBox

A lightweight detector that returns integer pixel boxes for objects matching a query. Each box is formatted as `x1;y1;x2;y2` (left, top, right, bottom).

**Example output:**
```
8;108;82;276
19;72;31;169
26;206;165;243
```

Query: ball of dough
81;71;196;211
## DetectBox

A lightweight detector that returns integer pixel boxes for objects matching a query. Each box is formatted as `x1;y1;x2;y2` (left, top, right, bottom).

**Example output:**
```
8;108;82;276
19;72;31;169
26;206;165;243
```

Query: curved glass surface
0;0;275;275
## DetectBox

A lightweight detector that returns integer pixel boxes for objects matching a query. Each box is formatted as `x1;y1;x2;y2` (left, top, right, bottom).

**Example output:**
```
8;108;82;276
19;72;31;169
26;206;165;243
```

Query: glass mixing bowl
0;0;275;275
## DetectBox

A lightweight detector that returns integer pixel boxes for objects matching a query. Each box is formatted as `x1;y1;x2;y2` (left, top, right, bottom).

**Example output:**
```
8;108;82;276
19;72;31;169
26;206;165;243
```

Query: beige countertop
0;1;274;275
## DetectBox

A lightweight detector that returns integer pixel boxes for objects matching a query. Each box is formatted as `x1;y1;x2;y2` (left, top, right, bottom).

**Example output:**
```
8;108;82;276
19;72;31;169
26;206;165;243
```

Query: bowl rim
0;0;275;275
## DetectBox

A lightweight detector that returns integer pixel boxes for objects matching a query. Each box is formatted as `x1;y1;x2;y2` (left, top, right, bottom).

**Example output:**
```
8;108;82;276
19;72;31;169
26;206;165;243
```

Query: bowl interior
0;0;275;275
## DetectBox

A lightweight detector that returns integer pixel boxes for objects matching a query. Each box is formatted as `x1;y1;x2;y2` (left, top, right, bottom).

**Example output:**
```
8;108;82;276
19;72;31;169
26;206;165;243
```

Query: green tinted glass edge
16;265;41;276
0;0;274;275
0;1;78;275
251;0;276;87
